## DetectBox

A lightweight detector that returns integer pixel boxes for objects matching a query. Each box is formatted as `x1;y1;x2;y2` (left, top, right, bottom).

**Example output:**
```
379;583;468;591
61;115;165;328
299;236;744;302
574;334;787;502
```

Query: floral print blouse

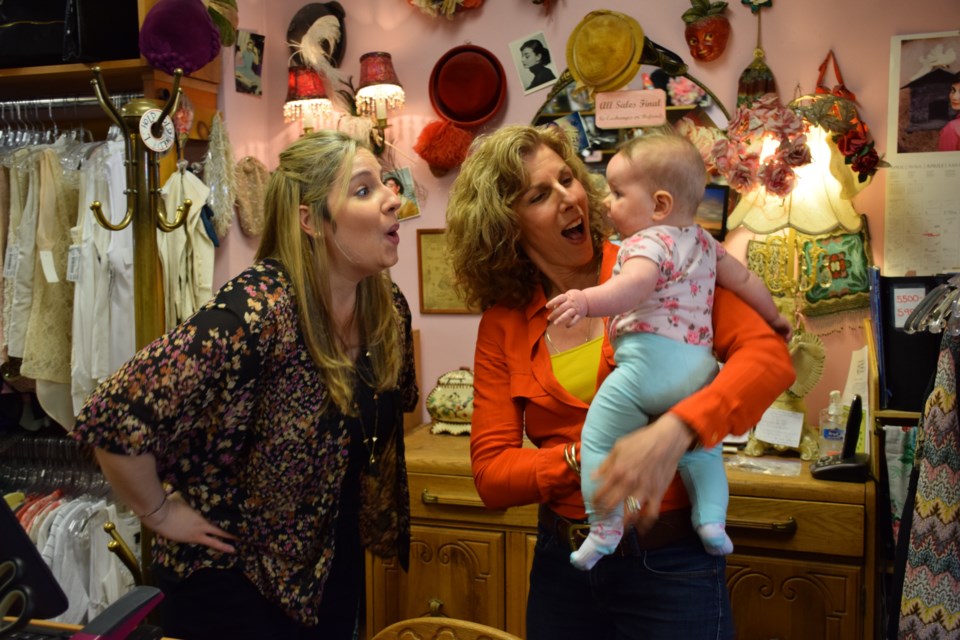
72;259;419;625
610;224;724;346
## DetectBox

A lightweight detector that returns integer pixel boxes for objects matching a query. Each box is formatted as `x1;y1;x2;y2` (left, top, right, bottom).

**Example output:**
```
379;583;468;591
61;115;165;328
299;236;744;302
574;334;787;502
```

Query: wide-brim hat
566;10;645;97
287;2;346;67
429;45;507;128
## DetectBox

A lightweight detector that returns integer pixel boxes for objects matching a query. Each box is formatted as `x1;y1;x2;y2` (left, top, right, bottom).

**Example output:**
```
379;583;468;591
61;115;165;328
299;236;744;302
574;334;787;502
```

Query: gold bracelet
564;443;581;477
137;493;167;520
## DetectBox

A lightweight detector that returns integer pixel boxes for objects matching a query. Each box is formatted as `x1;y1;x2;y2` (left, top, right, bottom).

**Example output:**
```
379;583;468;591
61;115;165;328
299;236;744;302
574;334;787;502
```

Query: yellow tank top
550;337;603;404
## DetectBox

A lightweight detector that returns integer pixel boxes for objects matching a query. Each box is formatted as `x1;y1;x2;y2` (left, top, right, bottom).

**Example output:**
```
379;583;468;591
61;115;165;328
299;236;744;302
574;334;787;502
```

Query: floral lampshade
354;52;405;120
283;65;333;126
711;93;885;236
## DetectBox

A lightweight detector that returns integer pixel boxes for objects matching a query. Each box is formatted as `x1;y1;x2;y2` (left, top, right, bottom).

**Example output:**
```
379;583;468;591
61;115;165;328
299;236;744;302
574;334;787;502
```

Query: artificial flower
709;93;812;197
791;93;889;184
667;76;708;106
676;117;726;173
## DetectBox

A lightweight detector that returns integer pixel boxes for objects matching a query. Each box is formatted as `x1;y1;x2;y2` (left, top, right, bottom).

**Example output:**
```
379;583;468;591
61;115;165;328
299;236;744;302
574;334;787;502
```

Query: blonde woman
73;131;418;640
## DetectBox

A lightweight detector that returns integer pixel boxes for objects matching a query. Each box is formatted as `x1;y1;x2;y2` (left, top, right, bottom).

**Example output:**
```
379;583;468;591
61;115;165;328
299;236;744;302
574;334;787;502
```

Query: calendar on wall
884;30;960;276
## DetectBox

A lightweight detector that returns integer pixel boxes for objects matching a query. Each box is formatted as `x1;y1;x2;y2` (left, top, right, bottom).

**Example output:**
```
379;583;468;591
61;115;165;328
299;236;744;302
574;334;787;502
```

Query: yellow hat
566;10;645;98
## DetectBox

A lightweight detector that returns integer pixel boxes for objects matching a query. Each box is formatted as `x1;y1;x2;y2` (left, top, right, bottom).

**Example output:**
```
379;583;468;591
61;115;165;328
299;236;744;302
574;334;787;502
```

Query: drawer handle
420;488;486;508
727;516;797;535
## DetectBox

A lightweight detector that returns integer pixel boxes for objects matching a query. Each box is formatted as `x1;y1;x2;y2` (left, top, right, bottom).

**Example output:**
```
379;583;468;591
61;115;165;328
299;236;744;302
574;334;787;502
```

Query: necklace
354;393;380;476
544;317;598;354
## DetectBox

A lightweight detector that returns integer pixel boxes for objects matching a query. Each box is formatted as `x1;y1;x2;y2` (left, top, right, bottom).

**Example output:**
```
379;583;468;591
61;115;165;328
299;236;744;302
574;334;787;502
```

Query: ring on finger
625;496;640;514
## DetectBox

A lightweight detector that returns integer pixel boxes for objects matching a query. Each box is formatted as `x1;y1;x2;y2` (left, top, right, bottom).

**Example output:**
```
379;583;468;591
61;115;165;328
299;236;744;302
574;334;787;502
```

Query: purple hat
139;0;222;76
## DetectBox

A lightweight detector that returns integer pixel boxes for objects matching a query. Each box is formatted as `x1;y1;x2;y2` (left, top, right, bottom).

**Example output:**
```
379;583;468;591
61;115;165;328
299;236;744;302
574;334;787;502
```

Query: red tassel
414;120;474;176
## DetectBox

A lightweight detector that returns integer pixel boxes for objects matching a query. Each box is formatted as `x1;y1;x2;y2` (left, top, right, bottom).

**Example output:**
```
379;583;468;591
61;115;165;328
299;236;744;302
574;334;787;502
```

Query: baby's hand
772;314;794;343
547;290;589;327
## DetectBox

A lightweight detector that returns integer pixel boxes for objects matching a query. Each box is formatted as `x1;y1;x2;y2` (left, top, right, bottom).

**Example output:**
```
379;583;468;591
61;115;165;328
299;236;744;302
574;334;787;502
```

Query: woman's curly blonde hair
445;124;607;311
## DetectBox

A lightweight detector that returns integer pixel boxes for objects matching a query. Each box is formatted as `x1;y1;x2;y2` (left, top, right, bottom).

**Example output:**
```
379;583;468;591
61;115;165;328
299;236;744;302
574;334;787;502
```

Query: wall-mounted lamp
354;52;405;141
283;65;333;134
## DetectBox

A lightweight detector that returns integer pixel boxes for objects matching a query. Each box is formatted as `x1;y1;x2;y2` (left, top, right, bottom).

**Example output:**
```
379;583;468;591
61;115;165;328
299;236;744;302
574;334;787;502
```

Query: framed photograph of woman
890;31;960;153
383;167;421;221
510;31;558;95
235;30;265;96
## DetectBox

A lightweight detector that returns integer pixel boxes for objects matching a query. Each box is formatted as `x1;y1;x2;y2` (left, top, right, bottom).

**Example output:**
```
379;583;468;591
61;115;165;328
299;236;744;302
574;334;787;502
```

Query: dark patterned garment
72;259;418;625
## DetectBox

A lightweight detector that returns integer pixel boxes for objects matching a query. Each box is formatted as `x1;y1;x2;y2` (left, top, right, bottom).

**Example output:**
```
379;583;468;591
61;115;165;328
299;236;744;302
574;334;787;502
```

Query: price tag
3;244;18;279
66;245;81;283
892;286;927;328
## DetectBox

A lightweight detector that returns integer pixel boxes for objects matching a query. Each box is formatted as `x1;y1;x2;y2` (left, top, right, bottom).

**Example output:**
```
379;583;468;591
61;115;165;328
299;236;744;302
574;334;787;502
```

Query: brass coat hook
89;66;190;233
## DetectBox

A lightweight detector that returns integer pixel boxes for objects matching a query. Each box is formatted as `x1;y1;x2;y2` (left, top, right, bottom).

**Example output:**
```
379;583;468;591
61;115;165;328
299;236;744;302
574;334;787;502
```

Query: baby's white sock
570;518;623;571
570;535;606;571
697;522;733;556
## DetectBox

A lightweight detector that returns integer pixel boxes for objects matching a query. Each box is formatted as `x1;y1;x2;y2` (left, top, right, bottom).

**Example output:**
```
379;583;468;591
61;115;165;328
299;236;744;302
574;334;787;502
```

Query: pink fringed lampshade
355;52;405;119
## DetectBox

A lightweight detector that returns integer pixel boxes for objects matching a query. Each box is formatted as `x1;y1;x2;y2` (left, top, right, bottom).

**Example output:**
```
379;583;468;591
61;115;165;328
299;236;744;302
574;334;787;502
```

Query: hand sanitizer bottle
818;390;845;458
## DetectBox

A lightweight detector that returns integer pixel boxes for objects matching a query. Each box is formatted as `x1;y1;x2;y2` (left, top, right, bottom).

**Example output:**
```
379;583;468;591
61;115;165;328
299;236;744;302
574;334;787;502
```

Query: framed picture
546;112;588;154
696;183;730;241
417;229;477;314
510;31;559;95
383;167;421;221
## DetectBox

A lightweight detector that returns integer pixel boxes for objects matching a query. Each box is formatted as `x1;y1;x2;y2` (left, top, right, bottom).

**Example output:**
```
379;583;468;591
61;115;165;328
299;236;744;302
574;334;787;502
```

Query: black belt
538;504;696;555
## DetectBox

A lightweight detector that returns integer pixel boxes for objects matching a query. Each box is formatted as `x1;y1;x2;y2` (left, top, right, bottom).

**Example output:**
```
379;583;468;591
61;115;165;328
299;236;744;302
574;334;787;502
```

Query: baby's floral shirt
609;224;723;346
72;260;418;625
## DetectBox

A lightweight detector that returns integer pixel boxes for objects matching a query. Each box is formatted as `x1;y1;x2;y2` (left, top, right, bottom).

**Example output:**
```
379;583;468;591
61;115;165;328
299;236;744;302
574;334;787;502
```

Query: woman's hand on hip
591;412;695;532
143;492;238;554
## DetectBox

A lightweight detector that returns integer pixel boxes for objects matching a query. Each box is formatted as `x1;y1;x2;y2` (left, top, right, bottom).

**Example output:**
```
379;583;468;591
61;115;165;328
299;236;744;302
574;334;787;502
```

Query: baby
549;130;791;570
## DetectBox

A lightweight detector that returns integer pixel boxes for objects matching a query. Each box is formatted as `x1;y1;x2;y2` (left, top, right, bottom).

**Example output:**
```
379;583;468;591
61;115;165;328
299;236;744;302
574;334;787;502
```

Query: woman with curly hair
445;124;794;640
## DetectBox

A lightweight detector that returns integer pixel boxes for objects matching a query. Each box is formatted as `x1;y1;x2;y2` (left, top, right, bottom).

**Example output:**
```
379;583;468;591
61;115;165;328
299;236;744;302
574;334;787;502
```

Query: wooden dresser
366;425;876;640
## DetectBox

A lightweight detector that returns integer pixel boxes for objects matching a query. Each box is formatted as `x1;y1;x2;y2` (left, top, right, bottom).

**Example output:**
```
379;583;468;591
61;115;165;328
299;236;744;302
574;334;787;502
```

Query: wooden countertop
403;424;871;506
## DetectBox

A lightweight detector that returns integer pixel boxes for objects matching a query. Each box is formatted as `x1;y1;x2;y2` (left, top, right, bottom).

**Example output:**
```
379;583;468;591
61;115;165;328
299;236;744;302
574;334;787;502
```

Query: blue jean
526;518;735;640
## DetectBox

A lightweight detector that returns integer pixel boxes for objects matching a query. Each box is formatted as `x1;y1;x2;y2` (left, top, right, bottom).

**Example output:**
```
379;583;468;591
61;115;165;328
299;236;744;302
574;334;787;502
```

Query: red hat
429;45;507;128
139;0;222;76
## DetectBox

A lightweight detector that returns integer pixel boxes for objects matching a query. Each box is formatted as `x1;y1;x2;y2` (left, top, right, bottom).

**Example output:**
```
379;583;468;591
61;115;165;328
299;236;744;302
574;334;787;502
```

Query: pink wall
214;0;960;425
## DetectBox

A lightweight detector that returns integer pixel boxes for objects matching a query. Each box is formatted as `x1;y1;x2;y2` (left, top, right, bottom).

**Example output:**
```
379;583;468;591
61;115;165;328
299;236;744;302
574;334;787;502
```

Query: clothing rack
0;92;143;113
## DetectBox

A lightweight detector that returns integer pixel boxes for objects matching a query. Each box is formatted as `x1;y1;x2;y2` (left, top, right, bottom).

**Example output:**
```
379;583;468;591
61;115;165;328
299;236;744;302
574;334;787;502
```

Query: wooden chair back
370;617;523;640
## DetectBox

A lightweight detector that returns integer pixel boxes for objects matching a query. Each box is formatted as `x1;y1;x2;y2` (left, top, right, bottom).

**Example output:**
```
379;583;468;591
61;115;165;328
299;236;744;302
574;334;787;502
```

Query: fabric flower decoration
676;117;726;173
709;93;812;197
791;93;890;186
667;76;709;106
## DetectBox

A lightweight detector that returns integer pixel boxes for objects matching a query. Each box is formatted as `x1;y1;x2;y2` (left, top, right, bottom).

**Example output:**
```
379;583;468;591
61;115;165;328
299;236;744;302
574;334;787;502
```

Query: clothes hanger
903;274;960;334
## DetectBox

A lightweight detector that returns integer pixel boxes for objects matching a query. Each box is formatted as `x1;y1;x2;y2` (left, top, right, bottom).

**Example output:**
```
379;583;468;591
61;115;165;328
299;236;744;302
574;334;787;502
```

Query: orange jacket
470;241;795;519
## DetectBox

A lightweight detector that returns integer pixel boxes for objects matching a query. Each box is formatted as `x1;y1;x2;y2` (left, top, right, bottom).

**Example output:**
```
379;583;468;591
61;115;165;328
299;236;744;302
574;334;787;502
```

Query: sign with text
753;407;805;448
595;89;667;129
891;286;927;328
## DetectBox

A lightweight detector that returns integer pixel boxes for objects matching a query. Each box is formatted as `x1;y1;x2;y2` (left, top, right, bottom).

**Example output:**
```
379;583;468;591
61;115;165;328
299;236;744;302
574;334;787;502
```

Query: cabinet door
726;553;862;640
368;525;505;633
